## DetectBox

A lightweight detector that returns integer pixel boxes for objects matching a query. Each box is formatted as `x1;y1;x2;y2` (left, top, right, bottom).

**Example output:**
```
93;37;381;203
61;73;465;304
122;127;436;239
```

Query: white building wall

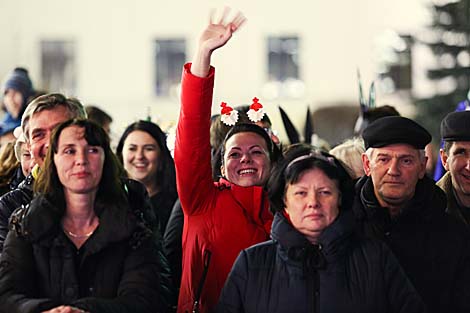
0;0;430;142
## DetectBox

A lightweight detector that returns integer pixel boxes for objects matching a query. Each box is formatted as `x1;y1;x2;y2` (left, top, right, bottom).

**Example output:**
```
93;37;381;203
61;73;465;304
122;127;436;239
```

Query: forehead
225;132;268;150
372;143;420;157
449;141;470;151
125;130;158;145
29;106;70;129
57;126;86;143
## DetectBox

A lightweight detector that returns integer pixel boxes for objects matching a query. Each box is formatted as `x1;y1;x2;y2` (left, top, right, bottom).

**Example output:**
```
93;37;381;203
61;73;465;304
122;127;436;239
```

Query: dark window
154;39;186;97
267;36;299;81
40;40;76;95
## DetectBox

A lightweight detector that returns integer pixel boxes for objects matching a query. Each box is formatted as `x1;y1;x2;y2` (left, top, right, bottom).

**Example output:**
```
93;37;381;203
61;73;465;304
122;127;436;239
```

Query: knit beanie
2;67;34;105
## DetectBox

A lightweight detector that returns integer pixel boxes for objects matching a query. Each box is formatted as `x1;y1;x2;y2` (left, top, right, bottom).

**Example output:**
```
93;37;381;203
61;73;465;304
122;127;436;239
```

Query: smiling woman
174;8;280;313
116;120;177;236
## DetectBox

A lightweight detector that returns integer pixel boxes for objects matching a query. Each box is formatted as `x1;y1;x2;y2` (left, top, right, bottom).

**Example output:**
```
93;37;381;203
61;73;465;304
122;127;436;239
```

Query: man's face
362;144;427;211
28;106;71;167
441;141;470;204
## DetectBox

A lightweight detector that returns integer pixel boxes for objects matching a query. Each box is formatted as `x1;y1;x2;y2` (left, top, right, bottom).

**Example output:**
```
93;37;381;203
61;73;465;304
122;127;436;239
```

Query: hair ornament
247;97;265;123
220;102;239;126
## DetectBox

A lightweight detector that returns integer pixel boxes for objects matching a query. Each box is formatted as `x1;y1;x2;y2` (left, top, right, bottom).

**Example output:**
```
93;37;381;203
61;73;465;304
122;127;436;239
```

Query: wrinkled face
441;141;470;204
221;132;271;187
54;126;104;196
3;89;23;119
363;144;426;210
122;130;160;190
19;142;34;177
28;106;71;167
284;168;340;243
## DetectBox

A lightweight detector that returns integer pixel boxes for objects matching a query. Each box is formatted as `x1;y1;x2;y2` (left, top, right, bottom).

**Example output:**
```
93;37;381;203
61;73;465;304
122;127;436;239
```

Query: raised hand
191;8;246;77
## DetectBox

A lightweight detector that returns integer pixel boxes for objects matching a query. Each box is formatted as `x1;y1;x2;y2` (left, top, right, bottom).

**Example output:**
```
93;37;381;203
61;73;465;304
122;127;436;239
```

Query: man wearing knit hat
353;116;470;313
437;110;470;227
0;67;35;152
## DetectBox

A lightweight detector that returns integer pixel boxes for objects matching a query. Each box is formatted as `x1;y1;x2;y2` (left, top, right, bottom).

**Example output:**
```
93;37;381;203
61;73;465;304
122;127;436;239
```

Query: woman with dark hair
174;9;280;313
116;120;177;235
0;119;166;313
217;144;425;313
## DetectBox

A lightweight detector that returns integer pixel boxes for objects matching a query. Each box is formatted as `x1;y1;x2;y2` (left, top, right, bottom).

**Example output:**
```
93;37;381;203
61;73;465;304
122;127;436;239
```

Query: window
264;36;304;99
154;39;186;97
40;40;76;95
267;36;300;81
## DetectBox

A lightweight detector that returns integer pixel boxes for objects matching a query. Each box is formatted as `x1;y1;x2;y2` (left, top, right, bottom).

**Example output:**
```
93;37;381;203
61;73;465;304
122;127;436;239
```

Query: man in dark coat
437;110;470;227
353;116;470;313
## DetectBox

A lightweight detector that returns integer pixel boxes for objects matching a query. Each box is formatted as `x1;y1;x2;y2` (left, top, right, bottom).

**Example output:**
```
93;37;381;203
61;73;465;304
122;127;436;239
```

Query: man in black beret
437;110;470;227
353;115;470;313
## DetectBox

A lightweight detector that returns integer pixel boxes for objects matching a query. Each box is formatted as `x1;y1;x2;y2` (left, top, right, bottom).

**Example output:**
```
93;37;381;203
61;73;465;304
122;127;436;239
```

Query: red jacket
174;64;272;313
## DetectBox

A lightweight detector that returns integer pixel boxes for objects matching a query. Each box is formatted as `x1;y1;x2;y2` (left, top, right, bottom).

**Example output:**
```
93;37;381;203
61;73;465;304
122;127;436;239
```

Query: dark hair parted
221;123;280;166
268;143;355;214
34;119;126;213
116;120;177;196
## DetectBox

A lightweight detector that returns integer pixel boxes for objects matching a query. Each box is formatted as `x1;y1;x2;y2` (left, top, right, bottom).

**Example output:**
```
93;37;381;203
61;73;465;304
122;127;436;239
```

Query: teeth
239;169;256;175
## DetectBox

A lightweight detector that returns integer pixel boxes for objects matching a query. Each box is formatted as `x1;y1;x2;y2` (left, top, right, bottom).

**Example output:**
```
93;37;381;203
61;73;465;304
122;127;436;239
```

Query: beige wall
0;0;430;143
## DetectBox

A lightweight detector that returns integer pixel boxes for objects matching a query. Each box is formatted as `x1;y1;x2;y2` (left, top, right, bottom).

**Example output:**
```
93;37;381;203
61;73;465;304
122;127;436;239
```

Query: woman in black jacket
0;119;167;313
217;144;425;313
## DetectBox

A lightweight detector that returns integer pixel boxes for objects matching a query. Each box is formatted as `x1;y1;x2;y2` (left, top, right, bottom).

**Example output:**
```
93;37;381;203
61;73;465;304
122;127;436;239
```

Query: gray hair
21;93;87;141
365;147;426;161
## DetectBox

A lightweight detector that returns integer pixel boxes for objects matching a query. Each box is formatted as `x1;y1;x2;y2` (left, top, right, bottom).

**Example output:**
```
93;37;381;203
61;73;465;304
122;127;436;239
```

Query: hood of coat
354;175;447;224
271;209;356;266
18;194;140;251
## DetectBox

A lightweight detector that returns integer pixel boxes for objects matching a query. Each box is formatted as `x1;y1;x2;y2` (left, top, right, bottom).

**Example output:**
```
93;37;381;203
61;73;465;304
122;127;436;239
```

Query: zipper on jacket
192;249;212;313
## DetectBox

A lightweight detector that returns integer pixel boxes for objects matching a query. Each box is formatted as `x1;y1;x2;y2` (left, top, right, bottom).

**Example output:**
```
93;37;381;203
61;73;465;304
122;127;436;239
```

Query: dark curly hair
268;143;354;213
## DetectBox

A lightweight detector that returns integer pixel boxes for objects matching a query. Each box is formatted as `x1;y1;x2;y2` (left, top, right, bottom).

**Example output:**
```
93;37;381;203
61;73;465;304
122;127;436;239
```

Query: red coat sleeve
174;63;217;216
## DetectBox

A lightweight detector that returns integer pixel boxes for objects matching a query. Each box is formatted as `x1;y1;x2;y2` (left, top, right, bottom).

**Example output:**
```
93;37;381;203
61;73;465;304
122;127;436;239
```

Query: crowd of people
0;8;469;313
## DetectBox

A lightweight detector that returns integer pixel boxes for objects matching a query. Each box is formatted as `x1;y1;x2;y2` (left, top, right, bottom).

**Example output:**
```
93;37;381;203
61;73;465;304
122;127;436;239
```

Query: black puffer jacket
217;210;425;313
0;194;165;313
353;175;470;313
0;173;34;252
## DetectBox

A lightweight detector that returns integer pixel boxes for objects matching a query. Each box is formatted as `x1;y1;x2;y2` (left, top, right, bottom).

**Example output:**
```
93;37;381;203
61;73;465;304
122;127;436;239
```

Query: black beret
441;111;470;141
362;116;431;149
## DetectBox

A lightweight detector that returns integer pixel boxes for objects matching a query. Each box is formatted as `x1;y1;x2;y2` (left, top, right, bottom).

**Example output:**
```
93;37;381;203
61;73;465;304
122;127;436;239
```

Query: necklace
64;228;95;239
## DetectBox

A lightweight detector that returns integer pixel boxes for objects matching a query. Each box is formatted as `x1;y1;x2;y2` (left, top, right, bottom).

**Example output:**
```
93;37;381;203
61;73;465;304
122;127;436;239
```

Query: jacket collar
271;210;355;264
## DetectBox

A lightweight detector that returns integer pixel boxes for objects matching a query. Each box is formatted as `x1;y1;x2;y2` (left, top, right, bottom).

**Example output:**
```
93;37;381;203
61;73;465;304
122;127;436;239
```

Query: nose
387;158;400;176
136;147;145;159
307;193;320;209
75;151;88;166
465;158;470;170
240;152;252;163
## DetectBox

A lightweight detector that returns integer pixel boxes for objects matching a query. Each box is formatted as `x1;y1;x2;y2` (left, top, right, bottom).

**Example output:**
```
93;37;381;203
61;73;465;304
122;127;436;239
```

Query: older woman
116;120;177;235
217;144;425;313
0;119;166;313
175;9;279;313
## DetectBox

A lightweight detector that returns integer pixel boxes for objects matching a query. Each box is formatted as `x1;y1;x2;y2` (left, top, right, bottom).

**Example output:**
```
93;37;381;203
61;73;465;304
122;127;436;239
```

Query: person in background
116;120;177;236
13;126;34;178
329;137;365;179
0;93;87;253
218;144;425;313
0;142;20;196
0;67;35;152
354;116;470;313
437;110;470;228
174;9;279;312
85;105;113;135
0;119;165;313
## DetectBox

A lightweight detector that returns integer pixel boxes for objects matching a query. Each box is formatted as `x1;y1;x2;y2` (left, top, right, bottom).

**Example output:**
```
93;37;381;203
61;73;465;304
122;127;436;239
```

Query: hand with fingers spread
191;7;246;77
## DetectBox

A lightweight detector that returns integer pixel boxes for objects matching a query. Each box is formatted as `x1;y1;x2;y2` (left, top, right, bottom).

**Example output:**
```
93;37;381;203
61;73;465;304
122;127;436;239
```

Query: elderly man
437;110;470;227
353;116;470;313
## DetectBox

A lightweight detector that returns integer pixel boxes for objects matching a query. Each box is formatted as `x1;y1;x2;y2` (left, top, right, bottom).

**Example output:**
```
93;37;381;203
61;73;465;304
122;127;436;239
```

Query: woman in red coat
174;10;277;313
